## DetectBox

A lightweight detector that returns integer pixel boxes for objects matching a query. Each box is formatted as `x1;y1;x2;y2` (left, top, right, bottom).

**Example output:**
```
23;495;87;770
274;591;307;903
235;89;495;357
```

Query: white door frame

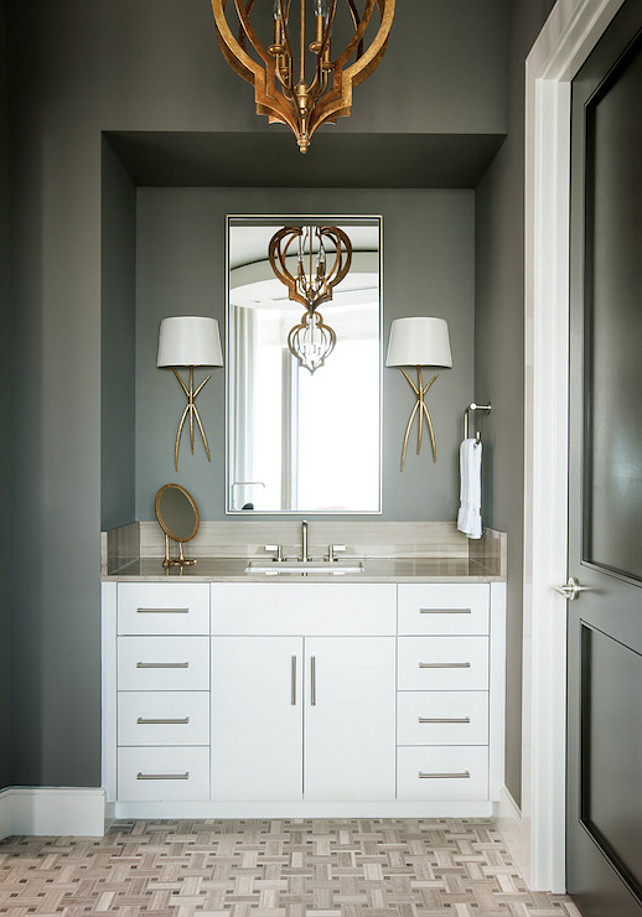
523;0;625;893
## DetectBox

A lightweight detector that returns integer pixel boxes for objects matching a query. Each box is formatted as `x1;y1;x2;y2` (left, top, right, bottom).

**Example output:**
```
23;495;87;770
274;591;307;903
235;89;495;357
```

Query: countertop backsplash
102;520;506;580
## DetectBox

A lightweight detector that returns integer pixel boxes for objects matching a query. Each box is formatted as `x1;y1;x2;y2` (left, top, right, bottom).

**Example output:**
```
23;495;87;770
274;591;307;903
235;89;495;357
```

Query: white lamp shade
385;317;452;368
157;316;224;367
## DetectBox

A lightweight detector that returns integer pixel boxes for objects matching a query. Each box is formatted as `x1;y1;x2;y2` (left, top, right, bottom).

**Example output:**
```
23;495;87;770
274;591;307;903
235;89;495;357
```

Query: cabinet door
211;636;303;801
304;636;395;801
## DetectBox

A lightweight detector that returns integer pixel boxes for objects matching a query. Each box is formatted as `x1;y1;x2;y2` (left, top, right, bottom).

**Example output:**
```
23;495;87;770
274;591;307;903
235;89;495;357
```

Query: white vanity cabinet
395;583;505;806
102;582;211;805
210;584;396;804
102;578;505;818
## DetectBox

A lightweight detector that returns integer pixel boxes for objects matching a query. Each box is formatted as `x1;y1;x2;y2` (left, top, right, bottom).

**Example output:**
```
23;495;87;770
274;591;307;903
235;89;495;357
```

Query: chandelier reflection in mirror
210;0;395;153
268;224;353;373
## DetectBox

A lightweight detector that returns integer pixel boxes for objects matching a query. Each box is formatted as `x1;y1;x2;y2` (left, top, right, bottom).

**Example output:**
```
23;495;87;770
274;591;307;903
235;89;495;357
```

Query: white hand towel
457;438;482;539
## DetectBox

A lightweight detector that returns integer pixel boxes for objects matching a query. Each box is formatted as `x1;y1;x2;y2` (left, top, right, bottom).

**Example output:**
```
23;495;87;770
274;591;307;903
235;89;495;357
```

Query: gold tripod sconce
157;316;224;470
386;317;453;469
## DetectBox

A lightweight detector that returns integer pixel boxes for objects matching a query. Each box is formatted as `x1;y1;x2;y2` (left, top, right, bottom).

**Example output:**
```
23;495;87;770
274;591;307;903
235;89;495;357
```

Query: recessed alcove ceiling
106;131;505;188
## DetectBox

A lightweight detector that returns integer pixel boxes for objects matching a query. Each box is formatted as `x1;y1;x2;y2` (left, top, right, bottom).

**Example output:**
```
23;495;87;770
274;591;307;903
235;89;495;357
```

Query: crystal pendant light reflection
288;310;336;374
268;224;352;374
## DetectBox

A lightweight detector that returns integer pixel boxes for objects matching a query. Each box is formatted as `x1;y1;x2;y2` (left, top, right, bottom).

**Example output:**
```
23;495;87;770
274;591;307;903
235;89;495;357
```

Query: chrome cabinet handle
291;656;297;706
310;656;316;706
136;607;189;614
419;608;471;615
418;770;471;779
418;716;471;724
136;717;190;725
136;662;189;669
552;576;594;601
418;661;471;669
136;771;189;780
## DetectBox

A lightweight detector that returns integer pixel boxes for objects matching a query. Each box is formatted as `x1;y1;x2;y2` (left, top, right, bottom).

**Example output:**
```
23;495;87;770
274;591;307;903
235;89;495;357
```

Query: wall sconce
157;316;224;471
386;317;452;469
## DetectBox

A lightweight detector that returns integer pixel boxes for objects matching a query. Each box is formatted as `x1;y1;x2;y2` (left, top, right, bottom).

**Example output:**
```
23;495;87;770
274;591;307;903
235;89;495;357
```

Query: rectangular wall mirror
226;215;382;514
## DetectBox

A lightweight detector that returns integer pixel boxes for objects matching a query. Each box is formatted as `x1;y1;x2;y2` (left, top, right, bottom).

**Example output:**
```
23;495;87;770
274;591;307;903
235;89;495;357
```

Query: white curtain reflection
230;305;257;509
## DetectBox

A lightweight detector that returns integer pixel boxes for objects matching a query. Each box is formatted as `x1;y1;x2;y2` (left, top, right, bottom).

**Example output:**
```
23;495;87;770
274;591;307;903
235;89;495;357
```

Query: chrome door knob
552;576;594;601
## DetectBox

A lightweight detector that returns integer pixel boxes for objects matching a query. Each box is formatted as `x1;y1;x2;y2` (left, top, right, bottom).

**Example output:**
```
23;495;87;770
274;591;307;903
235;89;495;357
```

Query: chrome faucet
301;519;310;562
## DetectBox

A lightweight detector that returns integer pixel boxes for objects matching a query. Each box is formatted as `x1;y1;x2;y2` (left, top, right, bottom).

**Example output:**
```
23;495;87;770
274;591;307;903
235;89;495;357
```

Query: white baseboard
0;787;106;838
0;789;12;840
494;785;531;886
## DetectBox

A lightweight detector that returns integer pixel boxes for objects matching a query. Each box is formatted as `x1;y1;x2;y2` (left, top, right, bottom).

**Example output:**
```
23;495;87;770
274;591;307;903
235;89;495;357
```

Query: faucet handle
327;544;346;562
264;544;285;562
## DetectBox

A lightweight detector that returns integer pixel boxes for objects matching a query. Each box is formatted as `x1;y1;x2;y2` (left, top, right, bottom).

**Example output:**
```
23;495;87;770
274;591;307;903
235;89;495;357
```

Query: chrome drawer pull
291;656;297;706
136;662;189;669
310;656;317;707
136;771;190;781
418;770;471;779
419;608;472;615
136;717;190;725
136;607;189;614
418;661;471;669
418;716;471;724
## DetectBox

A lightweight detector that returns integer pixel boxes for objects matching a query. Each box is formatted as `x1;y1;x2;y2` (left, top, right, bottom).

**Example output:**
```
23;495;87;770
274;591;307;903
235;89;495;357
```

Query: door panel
580;626;642;896
304;636;395;801
582;22;642;583
568;2;642;913
211;636;303;801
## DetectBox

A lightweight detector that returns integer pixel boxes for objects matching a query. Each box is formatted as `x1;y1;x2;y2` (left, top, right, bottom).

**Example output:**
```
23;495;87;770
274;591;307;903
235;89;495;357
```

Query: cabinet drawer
118;637;209;691
118;584;209;635
118;692;209;746
118;746;209;801
397;746;488;800
211;584;396;635
397;637;489;690
397;691;488;745
397;584;489;635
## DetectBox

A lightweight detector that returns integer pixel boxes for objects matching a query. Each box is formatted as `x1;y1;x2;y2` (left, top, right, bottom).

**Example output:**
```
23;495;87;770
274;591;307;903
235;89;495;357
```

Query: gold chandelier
211;0;396;153
268;224;353;373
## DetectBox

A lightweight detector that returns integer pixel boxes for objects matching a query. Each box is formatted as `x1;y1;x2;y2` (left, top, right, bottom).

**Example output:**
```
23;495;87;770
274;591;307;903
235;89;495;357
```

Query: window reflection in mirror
226;216;382;514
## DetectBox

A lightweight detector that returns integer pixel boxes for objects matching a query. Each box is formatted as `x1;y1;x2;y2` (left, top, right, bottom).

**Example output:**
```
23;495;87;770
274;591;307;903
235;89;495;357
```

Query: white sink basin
245;559;364;575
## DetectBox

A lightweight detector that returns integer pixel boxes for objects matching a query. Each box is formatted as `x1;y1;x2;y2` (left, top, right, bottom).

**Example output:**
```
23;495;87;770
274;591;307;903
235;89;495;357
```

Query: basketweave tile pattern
0;818;582;916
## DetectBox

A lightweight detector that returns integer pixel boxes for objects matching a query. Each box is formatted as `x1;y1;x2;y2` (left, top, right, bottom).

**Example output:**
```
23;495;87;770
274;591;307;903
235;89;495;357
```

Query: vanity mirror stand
154;483;200;567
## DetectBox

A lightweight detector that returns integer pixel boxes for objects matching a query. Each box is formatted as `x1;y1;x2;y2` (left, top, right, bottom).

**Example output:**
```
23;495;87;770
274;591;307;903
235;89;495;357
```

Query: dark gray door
567;3;642;915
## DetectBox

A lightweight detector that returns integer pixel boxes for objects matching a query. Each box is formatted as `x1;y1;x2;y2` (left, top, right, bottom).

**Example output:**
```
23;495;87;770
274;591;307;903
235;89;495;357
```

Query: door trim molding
524;0;625;893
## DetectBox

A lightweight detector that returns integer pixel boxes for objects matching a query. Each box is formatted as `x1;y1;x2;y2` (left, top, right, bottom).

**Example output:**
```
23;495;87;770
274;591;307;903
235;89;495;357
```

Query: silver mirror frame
224;214;383;515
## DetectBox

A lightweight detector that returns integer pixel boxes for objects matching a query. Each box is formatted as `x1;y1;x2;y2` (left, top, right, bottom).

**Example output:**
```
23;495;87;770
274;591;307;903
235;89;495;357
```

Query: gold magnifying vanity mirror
154;483;200;566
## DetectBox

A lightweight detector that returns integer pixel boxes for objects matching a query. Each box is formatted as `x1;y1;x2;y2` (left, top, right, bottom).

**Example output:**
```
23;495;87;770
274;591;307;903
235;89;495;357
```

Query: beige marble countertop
102;555;504;582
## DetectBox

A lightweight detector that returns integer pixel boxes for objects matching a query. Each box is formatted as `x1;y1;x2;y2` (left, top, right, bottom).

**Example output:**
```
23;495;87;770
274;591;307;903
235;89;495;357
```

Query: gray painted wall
6;0;509;785
474;0;556;806
0;0;10;791
101;140;137;531
134;187;474;522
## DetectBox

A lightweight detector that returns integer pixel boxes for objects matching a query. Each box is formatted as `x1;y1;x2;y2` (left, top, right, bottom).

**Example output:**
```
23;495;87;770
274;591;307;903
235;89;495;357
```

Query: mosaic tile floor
0;818;583;916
